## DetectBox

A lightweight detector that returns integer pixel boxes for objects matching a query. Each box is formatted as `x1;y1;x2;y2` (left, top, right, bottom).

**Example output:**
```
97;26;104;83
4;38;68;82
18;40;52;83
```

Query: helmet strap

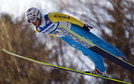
39;18;42;25
36;18;41;26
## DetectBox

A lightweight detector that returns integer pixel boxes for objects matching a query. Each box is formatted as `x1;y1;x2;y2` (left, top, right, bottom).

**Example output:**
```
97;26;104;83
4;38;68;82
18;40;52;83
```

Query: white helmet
25;7;42;23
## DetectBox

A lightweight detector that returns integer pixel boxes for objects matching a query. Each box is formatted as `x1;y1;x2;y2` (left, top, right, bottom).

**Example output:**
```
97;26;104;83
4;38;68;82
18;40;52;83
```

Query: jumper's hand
83;24;93;31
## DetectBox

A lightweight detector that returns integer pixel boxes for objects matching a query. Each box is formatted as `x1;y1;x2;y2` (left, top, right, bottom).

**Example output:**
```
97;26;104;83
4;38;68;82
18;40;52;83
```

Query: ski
58;25;134;73
2;49;131;84
89;46;134;73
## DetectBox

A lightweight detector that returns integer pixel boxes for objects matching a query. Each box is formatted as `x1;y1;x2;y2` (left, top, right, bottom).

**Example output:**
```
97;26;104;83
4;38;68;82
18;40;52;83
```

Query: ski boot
85;68;107;77
119;56;128;62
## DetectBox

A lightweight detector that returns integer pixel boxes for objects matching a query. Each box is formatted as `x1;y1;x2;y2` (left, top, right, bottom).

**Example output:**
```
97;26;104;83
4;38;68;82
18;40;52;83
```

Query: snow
0;0;94;72
0;0;115;83
0;0;93;69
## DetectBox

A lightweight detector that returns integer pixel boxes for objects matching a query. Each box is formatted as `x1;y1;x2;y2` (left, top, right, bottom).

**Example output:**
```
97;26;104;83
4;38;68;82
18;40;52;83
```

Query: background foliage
0;0;133;84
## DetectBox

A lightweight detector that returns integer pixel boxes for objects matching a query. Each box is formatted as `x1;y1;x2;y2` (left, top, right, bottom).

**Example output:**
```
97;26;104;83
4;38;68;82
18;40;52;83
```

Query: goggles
27;16;37;23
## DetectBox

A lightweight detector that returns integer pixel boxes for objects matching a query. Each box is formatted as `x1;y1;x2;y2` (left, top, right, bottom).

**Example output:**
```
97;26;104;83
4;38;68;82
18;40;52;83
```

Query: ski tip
2;49;6;52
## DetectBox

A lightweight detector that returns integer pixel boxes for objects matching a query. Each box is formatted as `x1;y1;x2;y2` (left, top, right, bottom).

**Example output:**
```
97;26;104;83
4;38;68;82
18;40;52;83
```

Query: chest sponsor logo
54;15;70;19
41;23;58;34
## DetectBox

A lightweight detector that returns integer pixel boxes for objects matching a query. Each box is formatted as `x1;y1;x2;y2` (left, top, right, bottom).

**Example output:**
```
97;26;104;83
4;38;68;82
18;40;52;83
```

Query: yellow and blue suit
35;12;127;73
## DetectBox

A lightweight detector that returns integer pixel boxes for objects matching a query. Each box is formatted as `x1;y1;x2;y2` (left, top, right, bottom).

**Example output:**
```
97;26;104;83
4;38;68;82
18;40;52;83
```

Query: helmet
25;7;42;23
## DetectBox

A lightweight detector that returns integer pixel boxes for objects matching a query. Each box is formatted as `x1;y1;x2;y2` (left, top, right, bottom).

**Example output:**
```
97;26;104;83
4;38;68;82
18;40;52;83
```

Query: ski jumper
35;12;127;73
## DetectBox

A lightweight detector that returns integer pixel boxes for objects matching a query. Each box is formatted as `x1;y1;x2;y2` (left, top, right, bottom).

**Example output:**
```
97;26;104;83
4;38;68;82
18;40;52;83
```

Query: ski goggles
27;16;37;23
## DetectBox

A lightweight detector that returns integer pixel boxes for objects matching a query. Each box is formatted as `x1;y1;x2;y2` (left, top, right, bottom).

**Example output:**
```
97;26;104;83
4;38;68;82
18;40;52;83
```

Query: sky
0;0;56;20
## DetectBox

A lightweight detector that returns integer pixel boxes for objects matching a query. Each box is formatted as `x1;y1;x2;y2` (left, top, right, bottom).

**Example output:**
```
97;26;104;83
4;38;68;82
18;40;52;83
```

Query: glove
82;24;93;31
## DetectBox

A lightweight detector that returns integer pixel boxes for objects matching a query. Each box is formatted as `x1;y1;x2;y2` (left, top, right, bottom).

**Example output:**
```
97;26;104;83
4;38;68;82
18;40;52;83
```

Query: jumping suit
35;12;127;73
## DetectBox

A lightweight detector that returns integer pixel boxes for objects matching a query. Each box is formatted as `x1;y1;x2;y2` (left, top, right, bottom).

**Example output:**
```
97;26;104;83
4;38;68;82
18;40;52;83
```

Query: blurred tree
101;0;134;84
0;14;86;84
53;0;134;84
0;0;134;84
